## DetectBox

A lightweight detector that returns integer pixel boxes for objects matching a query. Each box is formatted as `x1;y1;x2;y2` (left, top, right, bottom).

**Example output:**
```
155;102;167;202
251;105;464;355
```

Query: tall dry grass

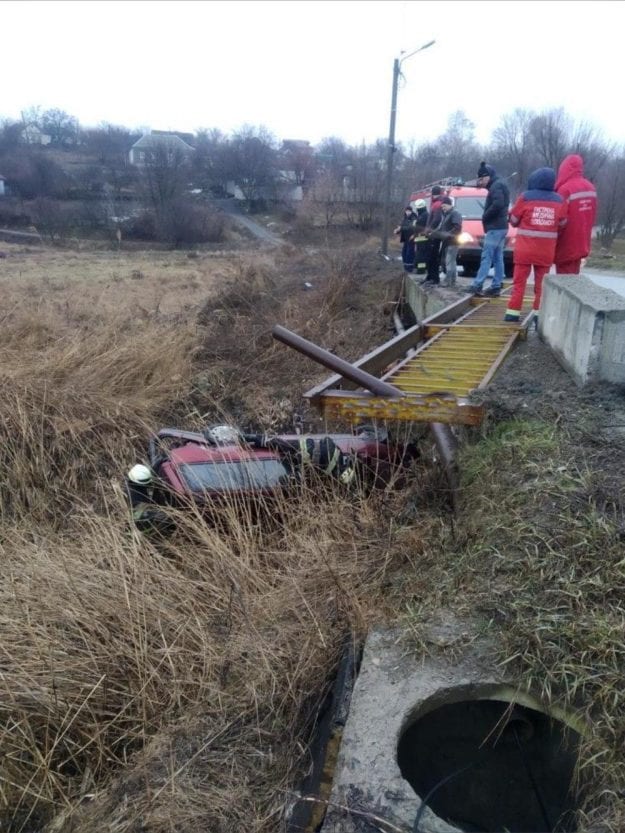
0;245;418;832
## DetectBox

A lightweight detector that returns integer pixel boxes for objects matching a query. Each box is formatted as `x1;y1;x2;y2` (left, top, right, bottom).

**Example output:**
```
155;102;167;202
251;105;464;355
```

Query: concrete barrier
540;274;625;385
405;276;465;322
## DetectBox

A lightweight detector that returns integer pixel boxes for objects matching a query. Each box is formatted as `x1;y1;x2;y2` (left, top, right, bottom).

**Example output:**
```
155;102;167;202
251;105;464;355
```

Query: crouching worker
125;464;173;534
245;434;356;486
504;167;567;324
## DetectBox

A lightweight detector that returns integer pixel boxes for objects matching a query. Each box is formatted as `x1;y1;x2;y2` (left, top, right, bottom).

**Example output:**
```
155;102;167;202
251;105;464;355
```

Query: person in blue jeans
470;162;511;297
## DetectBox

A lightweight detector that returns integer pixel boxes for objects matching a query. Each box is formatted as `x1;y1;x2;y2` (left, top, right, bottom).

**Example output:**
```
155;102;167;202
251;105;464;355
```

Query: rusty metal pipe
430;421;459;497
272;325;404;398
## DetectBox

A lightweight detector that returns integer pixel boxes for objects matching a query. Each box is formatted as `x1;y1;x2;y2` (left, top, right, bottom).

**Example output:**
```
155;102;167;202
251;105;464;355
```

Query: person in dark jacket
554;154;597;274
423;185;444;285
412;199;430;275
504;167;567;323
244;434;356;485
394;205;417;273
430;197;463;287
470;162;511;297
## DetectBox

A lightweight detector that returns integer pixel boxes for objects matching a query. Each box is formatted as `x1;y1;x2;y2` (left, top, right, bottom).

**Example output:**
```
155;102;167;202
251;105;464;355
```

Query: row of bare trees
1;105;625;247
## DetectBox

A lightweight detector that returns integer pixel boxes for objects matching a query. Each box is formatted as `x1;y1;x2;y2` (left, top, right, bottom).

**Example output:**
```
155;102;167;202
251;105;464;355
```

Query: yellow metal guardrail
310;295;534;425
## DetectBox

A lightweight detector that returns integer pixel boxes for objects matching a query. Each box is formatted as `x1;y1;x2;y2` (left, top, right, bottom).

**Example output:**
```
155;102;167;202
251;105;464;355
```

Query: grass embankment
2;239;623;832
587;235;625;271
0;242;418;833
401;416;625;831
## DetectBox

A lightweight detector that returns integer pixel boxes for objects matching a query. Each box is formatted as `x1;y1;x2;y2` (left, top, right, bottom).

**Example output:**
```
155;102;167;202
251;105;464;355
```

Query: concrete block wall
539;274;625;385
405;276;462;323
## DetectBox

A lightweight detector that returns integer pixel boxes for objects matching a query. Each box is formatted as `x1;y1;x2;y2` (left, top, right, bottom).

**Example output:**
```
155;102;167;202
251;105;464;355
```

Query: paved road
0;198;286;249
0;227;43;243
211;198;285;246
583;269;625;299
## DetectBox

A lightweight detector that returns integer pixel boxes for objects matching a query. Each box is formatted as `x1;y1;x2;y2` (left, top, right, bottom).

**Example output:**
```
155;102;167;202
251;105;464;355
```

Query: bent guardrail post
272;325;404;398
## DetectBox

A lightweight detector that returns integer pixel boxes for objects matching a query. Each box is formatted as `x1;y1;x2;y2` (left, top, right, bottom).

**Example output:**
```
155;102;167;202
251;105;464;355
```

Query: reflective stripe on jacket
509;187;567;266
298;437;341;475
554;155;597;263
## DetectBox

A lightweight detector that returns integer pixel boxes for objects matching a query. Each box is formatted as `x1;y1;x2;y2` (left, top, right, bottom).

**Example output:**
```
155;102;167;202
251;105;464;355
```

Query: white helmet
413;199;427;210
128;464;152;485
205;424;241;445
340;467;356;486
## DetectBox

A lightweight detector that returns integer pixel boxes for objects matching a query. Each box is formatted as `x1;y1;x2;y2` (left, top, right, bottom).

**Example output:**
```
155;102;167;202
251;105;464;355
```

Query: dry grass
0;242;416;833
2;238;623;832
0;486;406;833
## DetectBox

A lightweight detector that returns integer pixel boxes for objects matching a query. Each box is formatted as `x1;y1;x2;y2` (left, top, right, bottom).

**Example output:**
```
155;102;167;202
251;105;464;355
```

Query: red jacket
509;168;567;266
554;155;597;263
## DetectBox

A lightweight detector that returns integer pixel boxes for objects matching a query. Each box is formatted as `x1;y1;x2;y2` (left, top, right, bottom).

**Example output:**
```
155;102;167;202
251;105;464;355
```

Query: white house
129;132;195;167
21;125;52;146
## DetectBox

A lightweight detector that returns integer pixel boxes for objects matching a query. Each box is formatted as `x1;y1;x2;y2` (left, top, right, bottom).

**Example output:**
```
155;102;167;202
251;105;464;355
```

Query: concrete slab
539;274;625;386
320;623;582;833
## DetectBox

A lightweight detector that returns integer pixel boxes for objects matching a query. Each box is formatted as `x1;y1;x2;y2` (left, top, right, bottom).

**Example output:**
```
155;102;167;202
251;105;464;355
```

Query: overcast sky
2;0;623;148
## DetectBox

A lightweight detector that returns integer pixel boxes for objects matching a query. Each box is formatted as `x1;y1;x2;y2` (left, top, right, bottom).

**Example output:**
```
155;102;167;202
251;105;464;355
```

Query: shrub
158;199;225;247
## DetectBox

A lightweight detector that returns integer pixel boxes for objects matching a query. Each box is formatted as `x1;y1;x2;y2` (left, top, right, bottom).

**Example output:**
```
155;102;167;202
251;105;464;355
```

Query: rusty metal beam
431;422;459;495
272;325;404;398
303;323;423;400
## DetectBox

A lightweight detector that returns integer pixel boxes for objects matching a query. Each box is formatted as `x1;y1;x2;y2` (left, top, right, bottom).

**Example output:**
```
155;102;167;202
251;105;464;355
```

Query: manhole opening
397;698;582;833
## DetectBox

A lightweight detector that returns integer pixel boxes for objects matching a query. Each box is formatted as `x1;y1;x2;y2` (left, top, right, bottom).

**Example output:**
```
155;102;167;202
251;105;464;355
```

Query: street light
380;39;436;257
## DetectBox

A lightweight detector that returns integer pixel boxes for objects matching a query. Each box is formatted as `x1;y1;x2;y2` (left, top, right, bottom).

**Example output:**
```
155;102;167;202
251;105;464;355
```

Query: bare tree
344;141;386;230
280;140;315;187
139;141;191;223
316;137;354;181
596;150;625;249
193;128;229;194
530;108;570;169
305;169;346;229
41;109;79;148
436;110;483;180
0;120;24;154
491;108;536;192
224;125;278;210
569;120;612;181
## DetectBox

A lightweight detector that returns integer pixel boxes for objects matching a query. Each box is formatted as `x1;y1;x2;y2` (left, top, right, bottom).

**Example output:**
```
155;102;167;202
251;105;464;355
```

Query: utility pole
380;40;435;257
380;57;400;258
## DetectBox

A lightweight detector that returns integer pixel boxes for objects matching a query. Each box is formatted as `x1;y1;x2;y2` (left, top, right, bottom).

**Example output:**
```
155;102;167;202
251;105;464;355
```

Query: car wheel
462;265;478;278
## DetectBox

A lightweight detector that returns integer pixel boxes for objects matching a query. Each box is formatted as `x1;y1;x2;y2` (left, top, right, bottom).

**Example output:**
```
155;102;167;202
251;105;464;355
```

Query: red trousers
508;263;549;312
555;260;581;274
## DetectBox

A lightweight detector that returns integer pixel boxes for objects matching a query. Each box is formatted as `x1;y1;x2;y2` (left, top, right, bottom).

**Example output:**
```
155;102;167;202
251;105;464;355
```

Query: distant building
129;131;195;167
151;129;196;146
0;175;5;197
21;125;52;146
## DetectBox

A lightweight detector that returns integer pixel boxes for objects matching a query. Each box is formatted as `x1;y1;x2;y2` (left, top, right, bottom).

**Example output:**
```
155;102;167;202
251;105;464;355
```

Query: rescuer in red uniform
503;167;567;323
554;154;597;274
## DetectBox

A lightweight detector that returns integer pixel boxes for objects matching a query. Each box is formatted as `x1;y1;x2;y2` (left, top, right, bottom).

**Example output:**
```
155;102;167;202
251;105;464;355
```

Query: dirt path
213;199;285;246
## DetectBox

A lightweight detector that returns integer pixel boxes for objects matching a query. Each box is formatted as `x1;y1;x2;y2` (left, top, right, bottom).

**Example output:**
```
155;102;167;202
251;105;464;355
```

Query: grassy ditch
2;238;623;832
0;242;415;833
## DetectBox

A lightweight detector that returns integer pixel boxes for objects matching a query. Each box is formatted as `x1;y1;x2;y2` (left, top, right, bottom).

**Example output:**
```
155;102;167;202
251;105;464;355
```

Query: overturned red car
143;424;416;509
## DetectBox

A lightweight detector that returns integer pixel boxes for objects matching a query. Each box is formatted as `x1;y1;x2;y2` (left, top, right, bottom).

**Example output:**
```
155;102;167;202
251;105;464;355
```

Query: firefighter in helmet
125;463;173;533
244;434;356;486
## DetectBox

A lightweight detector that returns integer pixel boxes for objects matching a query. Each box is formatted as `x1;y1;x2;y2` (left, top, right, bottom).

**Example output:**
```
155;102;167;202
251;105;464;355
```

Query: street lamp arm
399;39;436;66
